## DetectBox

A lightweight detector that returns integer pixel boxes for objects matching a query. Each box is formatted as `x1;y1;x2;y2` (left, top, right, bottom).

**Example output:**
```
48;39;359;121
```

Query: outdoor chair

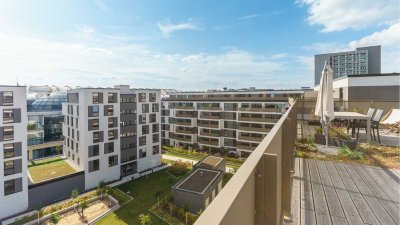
358;109;384;143
355;108;376;140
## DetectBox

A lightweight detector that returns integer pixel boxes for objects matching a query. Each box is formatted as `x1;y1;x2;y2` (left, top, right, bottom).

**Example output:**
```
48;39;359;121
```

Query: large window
3;126;14;141
4;160;14;170
108;155;118;167
138;93;146;102
108;93;117;103
89;159;100;172
149;93;156;102
89;145;100;157
1;91;13;106
3;109;14;123
92;92;103;104
4;178;22;195
152;145;160;155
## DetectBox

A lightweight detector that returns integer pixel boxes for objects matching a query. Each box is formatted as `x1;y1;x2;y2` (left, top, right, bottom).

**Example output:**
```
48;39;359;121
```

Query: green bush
339;147;363;160
168;160;191;176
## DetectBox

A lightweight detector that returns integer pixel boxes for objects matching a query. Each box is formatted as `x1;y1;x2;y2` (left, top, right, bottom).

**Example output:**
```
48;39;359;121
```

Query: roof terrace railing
195;102;297;225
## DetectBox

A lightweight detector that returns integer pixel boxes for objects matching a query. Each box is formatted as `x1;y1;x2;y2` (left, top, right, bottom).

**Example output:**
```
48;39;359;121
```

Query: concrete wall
357;46;381;74
28;172;85;208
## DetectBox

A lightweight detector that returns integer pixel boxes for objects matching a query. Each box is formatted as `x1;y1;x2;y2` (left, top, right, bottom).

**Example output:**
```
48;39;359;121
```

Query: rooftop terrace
28;157;77;183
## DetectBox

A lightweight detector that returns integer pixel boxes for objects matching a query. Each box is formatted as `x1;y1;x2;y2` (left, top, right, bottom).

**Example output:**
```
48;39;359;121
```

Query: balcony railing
199;131;222;137
238;116;280;123
195;102;297;225
198;138;219;146
238;134;265;142
176;121;192;126
239;107;282;113
238;126;270;132
175;129;194;135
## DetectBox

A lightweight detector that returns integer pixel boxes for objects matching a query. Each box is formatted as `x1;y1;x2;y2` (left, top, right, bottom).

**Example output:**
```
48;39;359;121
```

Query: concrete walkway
162;154;235;173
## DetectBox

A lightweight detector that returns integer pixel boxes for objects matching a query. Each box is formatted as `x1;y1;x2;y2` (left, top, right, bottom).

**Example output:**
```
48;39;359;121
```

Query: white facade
62;88;121;190
0;86;29;220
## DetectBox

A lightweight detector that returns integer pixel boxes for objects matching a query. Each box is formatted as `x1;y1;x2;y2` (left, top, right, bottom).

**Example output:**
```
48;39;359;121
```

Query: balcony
174;136;193;143
175;112;198;118
200;113;222;120
176;120;192;126
239;107;282;113
174;105;195;110
238;115;280;123
238;125;270;132
175;128;194;135
196;103;297;225
198;106;221;111
198;138;219;146
238;133;265;142
198;120;219;129
199;130;222;138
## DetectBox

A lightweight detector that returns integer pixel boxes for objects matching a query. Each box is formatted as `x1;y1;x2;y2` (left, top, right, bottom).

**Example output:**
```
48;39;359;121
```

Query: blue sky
0;0;398;90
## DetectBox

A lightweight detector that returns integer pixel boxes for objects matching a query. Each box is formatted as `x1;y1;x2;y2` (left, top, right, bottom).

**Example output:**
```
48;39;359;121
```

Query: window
152;103;159;112
3;143;15;158
77;105;79;116
108;117;117;128
149;114;156;123
152;145;159;155
3;109;14;123
149;93;156;102
105;142;114;154
89;119;99;130
108;93;117;103
93;105;99;116
3;126;14;141
152;134;159;143
77;131;80;141
109;155;118;167
89;145;100;157
142;125;149;135
1;91;13;106
4;160;14;170
139;136;146;146
108;129;117;140
77;157;80;165
142;104;149;113
92;92;102;104
76;143;79;153
4;179;17;195
93;131;102;143
89;159;100;172
139;149;147;158
105;105;114;116
139;115;146;124
138;93;146;102
75;118;78;128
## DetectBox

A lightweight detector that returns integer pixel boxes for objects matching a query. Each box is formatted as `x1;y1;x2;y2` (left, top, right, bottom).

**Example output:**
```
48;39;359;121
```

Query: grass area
9;215;37;225
222;172;234;187
295;141;400;169
163;152;242;169
96;170;187;225
28;157;77;183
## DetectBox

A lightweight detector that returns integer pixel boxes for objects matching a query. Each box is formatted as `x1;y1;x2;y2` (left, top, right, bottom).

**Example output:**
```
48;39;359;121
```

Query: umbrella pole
325;117;329;147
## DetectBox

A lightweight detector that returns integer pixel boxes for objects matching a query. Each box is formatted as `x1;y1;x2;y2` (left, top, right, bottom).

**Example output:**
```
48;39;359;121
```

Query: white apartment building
0;86;29;220
161;89;303;157
63;86;161;190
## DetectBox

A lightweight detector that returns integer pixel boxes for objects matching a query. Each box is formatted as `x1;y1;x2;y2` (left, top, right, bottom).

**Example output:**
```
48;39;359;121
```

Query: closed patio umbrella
315;61;335;146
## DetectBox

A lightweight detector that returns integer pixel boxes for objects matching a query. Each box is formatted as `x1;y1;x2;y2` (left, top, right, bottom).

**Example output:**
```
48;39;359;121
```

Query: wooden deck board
288;158;399;225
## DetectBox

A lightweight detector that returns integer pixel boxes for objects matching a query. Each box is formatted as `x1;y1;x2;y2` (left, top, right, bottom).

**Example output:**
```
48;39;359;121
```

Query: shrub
314;126;323;135
306;135;315;146
168;160;191;176
50;213;60;224
339;147;363;160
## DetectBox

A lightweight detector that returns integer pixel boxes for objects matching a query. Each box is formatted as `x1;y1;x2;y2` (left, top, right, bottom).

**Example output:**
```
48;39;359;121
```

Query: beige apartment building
161;88;303;157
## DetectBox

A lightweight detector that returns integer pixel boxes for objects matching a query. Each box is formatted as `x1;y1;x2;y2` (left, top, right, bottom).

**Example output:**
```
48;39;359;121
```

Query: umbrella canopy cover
315;61;335;122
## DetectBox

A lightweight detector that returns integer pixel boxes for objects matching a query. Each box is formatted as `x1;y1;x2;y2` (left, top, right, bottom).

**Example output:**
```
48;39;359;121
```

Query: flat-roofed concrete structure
194;156;225;173
172;168;223;214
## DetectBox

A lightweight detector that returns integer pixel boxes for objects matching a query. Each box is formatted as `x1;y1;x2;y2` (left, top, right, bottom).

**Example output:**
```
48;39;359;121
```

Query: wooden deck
289;158;400;225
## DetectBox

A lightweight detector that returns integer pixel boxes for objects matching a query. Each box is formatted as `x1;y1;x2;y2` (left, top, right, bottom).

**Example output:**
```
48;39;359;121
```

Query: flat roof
197;156;223;170
167;89;305;95
175;168;222;194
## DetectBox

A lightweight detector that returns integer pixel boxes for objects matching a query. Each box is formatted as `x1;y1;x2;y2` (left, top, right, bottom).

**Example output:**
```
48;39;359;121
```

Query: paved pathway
289;158;400;225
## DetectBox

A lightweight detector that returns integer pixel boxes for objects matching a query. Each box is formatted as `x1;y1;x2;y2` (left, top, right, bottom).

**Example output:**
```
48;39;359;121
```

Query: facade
0;86;29;220
314;45;381;85
27;92;66;160
62;86;161;190
161;89;303;157
172;168;224;214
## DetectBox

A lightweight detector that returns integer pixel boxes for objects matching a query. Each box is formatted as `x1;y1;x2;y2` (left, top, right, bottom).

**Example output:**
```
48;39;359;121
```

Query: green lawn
28;157;77;183
96;170;185;225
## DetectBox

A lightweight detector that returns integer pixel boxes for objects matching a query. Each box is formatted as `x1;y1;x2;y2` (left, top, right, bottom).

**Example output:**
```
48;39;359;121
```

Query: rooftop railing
195;102;297;225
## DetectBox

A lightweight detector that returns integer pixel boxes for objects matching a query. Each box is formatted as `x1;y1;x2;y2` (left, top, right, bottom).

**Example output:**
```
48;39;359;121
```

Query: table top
334;111;371;120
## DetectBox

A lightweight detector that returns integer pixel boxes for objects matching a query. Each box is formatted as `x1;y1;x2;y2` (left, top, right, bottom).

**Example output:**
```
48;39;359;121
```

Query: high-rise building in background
314;45;381;85
161;88;303;158
0;86;28;219
62;86;161;190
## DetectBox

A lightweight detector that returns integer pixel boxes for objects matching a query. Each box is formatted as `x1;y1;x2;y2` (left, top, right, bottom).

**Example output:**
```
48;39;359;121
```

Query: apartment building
63;86;161;190
314;45;381;85
0;86;28;220
161;89;303;157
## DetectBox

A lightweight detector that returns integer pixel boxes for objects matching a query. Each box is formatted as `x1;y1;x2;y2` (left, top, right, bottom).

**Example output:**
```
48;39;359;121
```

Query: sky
0;0;399;90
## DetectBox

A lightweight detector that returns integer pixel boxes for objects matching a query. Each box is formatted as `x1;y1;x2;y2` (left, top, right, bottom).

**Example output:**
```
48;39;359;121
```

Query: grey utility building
172;167;224;214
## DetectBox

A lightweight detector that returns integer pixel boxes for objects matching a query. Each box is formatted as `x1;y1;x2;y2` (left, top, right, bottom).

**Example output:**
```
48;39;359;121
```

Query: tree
154;191;162;208
138;213;152;225
71;188;79;211
97;181;106;199
79;200;89;218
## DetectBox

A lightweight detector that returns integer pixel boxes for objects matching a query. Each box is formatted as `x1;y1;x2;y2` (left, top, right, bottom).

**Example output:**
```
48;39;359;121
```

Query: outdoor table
334;112;372;143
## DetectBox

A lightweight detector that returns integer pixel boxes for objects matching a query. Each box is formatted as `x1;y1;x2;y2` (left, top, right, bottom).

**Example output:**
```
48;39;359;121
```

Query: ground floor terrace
289;158;399;225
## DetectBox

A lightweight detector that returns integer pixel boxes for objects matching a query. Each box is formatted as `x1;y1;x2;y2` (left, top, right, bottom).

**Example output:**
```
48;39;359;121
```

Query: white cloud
0;33;291;89
237;14;260;20
302;42;349;53
296;56;314;71
271;53;289;59
157;19;203;37
75;24;96;36
349;23;400;73
297;0;399;32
